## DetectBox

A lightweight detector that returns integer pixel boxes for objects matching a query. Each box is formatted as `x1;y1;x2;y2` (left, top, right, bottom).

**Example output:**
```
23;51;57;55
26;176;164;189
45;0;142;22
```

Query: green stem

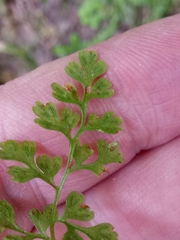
57;220;89;237
25;231;50;240
9;227;49;239
12;229;50;240
50;88;88;240
50;223;55;240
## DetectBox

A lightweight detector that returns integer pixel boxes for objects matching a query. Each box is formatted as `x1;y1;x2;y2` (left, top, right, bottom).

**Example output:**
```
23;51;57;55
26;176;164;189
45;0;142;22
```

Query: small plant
0;50;123;239
53;34;89;57
54;0;179;57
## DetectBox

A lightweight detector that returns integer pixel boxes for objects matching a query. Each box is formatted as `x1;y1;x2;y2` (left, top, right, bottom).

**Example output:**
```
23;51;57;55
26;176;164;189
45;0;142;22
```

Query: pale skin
0;14;180;239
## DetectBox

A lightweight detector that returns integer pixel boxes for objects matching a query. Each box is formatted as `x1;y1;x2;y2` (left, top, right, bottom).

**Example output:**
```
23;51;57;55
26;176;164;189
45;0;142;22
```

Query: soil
0;0;95;84
0;0;179;84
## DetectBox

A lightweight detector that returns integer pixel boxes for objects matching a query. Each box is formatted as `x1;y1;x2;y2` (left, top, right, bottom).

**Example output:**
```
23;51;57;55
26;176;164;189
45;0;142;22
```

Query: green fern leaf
84;112;122;134
62;222;118;240
0;200;23;233
62;226;83;240
8;166;38;183
0;140;61;185
79;223;118;240
61;191;94;221
51;82;81;105
71;140;123;176
65;50;107;87
33;102;80;138
0;140;36;164
36;155;62;182
86;78;114;99
3;235;34;240
29;204;57;236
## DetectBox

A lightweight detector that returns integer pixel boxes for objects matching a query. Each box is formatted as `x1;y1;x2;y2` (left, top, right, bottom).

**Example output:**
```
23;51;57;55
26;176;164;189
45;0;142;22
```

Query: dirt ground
0;0;96;83
0;0;179;84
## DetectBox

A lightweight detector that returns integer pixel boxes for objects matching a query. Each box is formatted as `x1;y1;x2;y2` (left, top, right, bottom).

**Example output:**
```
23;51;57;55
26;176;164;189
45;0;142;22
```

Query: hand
0;14;180;239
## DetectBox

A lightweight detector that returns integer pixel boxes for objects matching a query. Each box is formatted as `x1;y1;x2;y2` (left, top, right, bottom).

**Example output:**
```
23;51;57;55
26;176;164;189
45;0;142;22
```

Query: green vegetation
54;0;179;56
0;0;178;76
0;50;123;239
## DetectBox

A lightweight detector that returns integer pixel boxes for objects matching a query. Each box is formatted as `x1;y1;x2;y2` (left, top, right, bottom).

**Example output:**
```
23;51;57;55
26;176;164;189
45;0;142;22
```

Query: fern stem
26;231;50;240
50;87;88;240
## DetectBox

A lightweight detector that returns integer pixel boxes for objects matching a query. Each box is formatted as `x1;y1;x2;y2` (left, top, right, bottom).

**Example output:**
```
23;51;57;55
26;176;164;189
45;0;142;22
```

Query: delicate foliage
0;226;4;235
87;77;114;99
33;101;60;130
0;140;61;185
29;204;57;236
0;141;39;183
73;140;94;164
62;226;84;240
33;102;80;138
65;50;107;87
65;61;86;86
79;223;119;240
0;200;23;233
84;112;122;134
0;50;122;239
8;166;39;183
36;155;62;182
61;191;94;221
71;140;123;175
3;235;34;240
62;223;118;240
78;1;106;30
51;82;81;106
0;140;36;164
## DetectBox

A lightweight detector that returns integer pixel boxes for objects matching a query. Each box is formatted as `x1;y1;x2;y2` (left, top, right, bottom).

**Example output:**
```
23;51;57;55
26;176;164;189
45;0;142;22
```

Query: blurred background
0;0;179;84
